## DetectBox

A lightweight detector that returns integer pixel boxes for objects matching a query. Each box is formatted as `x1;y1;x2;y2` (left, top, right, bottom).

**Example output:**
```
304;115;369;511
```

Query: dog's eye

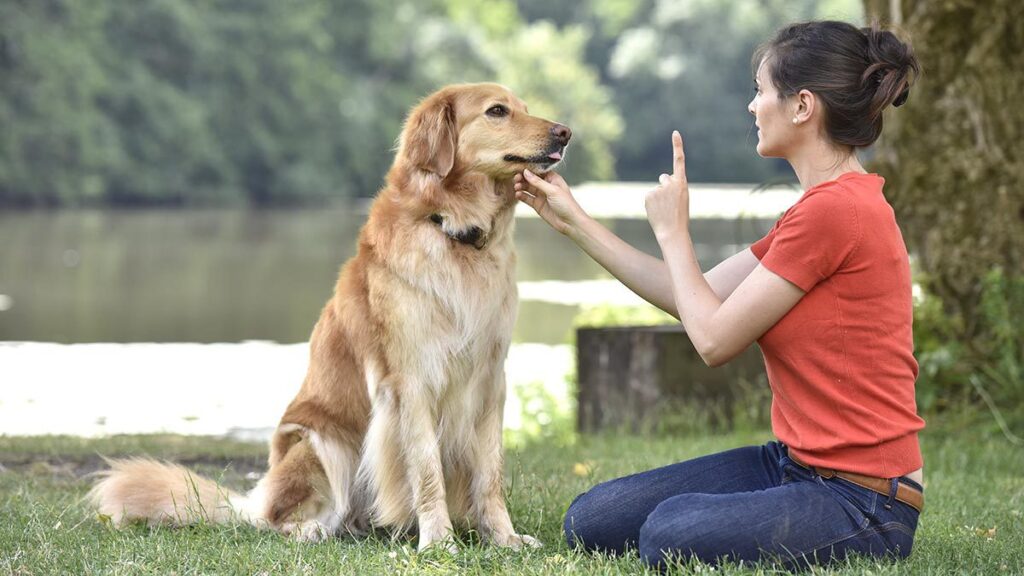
486;105;509;118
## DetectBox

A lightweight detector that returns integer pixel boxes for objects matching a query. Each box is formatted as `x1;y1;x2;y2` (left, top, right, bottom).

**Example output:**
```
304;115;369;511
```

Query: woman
514;21;925;570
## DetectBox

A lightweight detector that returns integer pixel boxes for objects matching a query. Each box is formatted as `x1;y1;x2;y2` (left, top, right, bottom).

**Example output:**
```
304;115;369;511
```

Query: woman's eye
486;105;508;118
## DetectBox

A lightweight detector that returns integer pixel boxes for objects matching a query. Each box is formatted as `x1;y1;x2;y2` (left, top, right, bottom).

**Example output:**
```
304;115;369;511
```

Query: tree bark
576;325;767;433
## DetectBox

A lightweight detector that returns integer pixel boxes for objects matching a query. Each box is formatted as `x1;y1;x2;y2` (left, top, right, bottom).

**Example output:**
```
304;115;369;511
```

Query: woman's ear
400;93;457;177
793;89;816;125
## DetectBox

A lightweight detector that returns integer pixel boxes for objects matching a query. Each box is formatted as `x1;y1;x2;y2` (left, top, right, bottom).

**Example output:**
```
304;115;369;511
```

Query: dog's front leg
399;387;456;553
471;376;541;549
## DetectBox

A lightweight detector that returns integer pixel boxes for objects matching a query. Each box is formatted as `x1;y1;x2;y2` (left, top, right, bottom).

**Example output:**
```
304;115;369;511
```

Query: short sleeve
757;186;860;292
750;218;781;260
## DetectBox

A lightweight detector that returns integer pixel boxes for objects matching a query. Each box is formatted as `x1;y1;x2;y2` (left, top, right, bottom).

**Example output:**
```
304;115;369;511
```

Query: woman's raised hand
645;131;691;240
514;169;585;236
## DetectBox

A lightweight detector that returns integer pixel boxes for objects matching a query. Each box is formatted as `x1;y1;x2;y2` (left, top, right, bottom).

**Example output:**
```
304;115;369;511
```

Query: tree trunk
862;0;1024;405
576;325;767;433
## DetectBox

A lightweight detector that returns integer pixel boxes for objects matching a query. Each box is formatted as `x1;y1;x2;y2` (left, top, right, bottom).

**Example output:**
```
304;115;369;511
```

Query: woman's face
748;59;795;158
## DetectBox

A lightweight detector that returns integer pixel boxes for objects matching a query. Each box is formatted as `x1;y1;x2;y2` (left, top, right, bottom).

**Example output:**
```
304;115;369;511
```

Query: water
0;187;789;345
0;186;794;437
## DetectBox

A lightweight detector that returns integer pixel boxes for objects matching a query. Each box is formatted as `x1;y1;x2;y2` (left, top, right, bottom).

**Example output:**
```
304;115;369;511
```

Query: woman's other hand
645;131;691;240
514;170;586;237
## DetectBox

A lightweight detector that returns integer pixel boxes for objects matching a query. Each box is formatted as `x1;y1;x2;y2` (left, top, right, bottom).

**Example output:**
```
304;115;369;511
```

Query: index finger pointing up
672;130;686;179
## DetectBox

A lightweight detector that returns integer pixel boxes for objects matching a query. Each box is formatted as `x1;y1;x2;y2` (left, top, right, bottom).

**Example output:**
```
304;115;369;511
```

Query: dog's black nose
551;124;572;145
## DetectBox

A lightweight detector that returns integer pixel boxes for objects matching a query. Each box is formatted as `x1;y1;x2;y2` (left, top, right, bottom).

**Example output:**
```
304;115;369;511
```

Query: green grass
0;428;1021;575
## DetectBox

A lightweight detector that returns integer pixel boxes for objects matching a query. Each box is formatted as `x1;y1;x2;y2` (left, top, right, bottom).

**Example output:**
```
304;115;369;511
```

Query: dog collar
430;214;487;250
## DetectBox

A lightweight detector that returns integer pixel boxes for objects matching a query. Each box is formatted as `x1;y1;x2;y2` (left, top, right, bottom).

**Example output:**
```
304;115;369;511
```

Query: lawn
0;428;1021;575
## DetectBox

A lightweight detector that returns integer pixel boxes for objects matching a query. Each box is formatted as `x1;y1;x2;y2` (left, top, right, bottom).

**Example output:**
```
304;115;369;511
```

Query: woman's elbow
695;341;738;368
699;351;728;368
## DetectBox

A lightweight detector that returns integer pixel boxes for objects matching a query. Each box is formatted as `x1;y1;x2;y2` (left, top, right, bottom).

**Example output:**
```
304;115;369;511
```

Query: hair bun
861;26;920;116
893;88;910;107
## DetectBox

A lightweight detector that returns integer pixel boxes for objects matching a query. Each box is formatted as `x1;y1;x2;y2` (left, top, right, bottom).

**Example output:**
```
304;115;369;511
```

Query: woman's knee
639;501;685;568
638;497;720;569
563;481;633;553
563;488;603;549
562;491;585;544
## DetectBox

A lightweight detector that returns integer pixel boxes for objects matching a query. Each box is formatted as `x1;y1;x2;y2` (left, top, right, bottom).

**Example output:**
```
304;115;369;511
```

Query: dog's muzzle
430;214;487;250
502;124;572;172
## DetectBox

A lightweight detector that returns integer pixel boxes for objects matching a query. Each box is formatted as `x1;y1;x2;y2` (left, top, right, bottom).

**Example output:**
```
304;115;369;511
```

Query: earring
792;118;799;124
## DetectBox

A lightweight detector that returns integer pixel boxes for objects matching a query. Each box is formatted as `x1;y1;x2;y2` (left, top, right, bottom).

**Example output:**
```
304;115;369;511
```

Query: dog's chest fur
363;210;518;404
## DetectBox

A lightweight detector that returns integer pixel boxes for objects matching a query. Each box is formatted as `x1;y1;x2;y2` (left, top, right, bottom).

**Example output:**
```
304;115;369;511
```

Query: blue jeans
563;442;921;570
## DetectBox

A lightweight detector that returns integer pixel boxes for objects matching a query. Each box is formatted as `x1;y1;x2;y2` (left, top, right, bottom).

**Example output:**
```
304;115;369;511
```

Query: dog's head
382;84;570;251
398;83;571;180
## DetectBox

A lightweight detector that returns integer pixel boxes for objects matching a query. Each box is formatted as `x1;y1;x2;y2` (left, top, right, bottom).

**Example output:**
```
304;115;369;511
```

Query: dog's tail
89;457;266;528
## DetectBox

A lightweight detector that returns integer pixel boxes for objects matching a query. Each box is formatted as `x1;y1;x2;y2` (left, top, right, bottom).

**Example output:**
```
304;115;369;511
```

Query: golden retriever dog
90;83;571;551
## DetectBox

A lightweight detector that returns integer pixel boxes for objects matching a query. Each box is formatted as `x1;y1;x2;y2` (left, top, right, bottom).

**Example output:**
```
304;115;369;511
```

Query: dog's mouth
503;145;565;170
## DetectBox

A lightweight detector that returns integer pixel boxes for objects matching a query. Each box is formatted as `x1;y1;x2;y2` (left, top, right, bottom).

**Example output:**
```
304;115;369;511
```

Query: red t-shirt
750;172;924;478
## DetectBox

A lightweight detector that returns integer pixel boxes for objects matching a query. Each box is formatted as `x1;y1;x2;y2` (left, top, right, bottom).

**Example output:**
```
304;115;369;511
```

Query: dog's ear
400;93;457;178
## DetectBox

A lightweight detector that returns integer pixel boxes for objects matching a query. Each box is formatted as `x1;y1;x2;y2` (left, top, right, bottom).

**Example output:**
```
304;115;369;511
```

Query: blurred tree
195;0;350;205
444;0;623;182
0;2;116;205
0;0;875;205
864;0;1024;410
516;0;865;183
0;0;620;205
98;1;234;204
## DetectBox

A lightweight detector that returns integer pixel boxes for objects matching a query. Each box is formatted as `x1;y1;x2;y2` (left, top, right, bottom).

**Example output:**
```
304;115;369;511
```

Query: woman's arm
646;132;804;366
660;238;803;366
704;248;761;301
515;171;760;319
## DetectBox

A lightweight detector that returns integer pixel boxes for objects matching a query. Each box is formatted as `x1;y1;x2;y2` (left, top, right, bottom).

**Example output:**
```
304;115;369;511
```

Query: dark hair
753;20;920;149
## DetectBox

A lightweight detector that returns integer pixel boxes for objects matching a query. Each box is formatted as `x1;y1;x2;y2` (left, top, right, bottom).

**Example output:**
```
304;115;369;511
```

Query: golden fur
90;83;571;551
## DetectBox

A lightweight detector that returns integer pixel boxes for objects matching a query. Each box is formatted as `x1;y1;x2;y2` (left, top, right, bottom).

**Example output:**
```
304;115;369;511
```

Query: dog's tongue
547;151;562;161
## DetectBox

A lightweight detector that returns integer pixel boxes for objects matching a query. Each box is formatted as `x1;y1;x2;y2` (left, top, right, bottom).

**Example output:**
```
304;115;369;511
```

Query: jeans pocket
879;521;916;558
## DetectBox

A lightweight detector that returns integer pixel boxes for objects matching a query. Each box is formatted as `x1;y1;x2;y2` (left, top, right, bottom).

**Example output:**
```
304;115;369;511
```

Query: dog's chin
529;159;562;174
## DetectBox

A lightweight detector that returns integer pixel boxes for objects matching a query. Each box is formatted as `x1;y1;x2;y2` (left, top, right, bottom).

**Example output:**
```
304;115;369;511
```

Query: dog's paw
280;519;331;543
493;532;542;549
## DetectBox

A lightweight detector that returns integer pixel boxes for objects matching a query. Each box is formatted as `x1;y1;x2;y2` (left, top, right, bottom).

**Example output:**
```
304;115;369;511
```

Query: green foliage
913;279;970;412
977;269;1024;396
443;0;624;184
517;0;866;183
1;0;882;206
571;302;677;330
914;268;1024;430
0;3;116;206
864;0;1024;421
0;0;619;206
0;0;877;206
506;379;576;449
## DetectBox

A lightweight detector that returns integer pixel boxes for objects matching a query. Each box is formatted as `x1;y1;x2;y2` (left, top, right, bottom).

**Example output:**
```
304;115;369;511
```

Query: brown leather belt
789;454;924;513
